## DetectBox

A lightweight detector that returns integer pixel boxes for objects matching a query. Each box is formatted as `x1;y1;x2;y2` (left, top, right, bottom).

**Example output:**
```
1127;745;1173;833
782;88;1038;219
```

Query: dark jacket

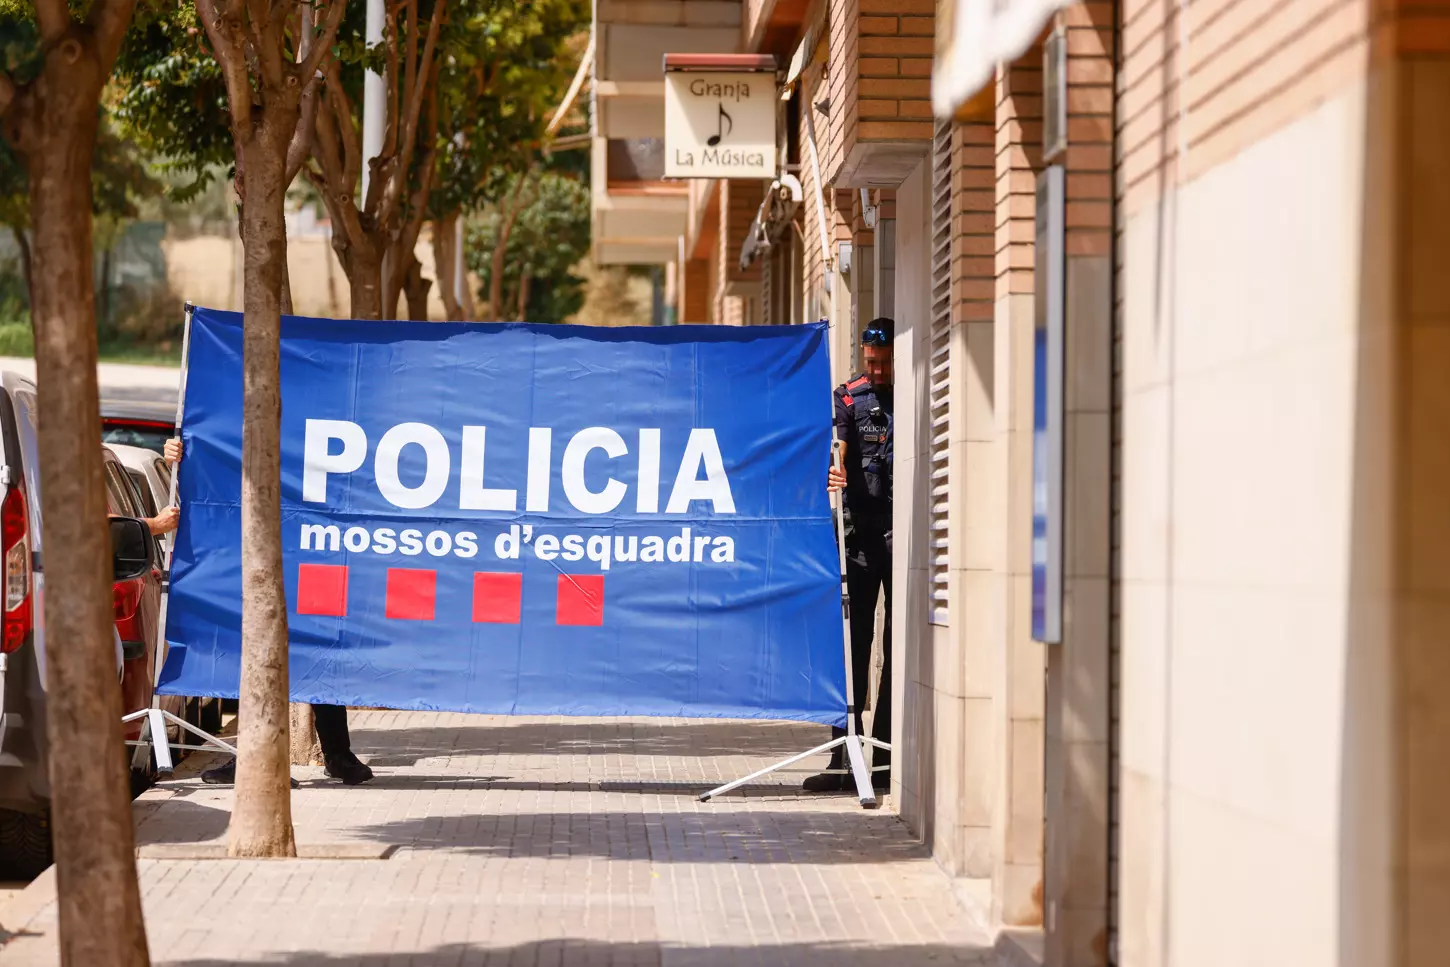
833;373;893;532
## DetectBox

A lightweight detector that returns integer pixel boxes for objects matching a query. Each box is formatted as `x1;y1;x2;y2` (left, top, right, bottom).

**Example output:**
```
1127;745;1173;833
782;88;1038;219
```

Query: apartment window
928;121;952;626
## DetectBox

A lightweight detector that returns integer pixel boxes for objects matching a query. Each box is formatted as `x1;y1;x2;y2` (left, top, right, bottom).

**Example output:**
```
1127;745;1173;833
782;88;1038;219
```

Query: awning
933;0;1071;118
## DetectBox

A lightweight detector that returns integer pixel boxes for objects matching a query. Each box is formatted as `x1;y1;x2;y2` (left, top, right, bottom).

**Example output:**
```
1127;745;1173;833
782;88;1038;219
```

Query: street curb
136;842;398;860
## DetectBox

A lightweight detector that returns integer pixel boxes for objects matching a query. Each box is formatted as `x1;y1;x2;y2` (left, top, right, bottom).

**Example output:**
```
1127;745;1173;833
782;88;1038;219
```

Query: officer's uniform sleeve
832;386;853;446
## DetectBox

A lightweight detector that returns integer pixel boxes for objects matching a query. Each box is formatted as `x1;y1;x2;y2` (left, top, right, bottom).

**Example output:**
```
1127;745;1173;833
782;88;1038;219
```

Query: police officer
804;317;894;792
163;438;375;787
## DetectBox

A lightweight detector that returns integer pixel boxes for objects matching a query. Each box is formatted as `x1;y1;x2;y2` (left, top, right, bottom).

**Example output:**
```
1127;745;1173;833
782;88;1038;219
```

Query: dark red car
101;446;164;745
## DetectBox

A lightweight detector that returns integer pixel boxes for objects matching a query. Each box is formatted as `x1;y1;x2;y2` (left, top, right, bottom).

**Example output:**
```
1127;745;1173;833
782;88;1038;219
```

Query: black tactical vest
834;374;893;522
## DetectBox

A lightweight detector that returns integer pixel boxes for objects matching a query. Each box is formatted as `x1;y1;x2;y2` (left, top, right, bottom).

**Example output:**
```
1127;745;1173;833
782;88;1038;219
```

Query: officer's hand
827;466;847;493
149;506;180;536
164;438;182;465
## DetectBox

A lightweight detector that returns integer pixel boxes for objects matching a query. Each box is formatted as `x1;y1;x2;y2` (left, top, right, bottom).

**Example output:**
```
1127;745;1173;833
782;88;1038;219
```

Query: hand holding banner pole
122;302;238;772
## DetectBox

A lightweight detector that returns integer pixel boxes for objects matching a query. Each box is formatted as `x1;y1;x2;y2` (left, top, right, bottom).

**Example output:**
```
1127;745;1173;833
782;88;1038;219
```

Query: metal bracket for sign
700;439;889;810
124;303;241;774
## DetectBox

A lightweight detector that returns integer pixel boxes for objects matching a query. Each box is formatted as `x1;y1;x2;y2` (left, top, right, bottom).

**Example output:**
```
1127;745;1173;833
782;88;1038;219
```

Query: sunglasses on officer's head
862;327;891;347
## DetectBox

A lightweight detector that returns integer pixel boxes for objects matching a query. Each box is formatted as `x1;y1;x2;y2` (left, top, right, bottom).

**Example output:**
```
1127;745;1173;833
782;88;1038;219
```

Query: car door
103;454;160;724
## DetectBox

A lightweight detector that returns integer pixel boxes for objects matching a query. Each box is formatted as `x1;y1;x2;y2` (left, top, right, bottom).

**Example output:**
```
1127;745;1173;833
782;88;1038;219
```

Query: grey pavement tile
0;713;994;967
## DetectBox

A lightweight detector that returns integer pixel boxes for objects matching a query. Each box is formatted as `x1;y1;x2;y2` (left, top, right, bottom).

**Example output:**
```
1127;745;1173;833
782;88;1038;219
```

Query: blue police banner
158;307;847;726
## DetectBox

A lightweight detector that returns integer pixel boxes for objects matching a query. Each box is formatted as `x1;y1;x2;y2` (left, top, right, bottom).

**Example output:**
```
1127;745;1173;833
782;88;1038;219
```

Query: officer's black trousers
827;526;892;768
312;704;354;761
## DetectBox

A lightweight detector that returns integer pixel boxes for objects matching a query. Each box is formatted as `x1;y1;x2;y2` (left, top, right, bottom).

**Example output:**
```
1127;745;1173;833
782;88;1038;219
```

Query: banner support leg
122;303;242;778
699;438;884;810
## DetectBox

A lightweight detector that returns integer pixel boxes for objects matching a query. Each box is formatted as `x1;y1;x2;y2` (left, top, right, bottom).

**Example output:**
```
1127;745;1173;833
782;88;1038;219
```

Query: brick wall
996;50;1043;298
825;0;936;185
1064;3;1113;258
953;124;995;327
1116;0;1420;218
682;259;710;323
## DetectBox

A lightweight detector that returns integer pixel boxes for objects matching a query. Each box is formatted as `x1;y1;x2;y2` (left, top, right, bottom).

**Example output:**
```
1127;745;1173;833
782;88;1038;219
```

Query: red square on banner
297;564;348;617
473;572;522;624
386;568;436;620
556;575;604;626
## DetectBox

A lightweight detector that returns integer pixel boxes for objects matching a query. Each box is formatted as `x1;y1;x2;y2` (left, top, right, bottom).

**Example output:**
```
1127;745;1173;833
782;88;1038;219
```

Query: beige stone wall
891;150;935;843
1115;3;1450;965
990;48;1047;931
163;228;461;321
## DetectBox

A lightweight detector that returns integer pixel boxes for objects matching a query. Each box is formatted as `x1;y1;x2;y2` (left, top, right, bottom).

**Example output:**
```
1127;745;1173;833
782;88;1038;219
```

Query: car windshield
102;425;171;455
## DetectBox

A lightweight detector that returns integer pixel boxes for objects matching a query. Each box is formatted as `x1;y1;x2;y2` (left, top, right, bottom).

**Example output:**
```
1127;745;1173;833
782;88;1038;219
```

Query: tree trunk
279;252;293;316
289;704;323;765
20;47;150;967
403;256;430;320
460;259;476;319
227;124;298;860
432;213;464;321
515;270;531;321
486;172;531;319
347;241;384;320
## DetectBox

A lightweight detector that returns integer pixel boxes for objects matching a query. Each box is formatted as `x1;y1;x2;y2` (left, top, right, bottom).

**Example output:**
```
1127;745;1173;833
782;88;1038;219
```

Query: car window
11;388;42;551
153;459;172;495
100;425;171;455
126;469;157;517
103;460;137;517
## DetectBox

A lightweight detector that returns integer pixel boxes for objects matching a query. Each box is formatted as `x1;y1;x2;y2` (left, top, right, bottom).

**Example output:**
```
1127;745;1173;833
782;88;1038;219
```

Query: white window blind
929;121;953;626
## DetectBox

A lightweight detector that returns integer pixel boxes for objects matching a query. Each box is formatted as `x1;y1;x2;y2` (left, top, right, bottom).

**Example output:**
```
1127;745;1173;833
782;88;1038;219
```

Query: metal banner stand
700;439;889;809
124;303;237;773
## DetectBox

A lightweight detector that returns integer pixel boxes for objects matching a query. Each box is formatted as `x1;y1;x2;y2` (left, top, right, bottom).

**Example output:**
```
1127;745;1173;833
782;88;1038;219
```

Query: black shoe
801;771;845;792
201;759;235;785
199;759;299;789
324;753;374;786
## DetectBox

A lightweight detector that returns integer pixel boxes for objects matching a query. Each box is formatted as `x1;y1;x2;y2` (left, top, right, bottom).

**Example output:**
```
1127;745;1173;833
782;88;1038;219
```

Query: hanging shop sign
663;54;778;180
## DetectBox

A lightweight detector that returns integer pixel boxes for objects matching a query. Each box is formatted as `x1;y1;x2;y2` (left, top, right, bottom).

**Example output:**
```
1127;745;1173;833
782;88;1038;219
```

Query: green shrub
0;321;33;357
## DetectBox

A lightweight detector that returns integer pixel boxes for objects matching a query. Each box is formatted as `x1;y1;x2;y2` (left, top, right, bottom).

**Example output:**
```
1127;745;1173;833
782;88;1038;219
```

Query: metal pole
152;304;193;693
129;304;244;770
361;0;385;203
133;303;195;773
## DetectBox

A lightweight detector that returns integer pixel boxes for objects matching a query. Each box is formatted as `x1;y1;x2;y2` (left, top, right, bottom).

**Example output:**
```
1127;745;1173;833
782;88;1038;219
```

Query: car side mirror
110;516;154;581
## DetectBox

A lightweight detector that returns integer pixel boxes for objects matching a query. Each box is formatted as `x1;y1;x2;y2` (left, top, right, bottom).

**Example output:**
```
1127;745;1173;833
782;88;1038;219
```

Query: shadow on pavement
351;720;835;768
347;809;924;864
168;938;994;966
356;775;823;799
133;798;231;846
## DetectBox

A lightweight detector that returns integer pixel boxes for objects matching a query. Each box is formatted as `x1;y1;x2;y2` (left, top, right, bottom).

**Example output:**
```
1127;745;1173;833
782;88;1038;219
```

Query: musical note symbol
707;104;733;146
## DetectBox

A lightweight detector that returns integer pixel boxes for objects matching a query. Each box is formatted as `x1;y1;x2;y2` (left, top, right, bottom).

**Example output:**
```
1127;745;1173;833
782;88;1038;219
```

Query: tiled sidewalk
0;712;995;966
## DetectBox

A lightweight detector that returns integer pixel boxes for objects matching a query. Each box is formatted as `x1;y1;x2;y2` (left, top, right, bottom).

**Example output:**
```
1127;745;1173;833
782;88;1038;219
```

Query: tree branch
382;8;401;161
197;0;255;136
89;0;142;71
285;73;322;185
379;0;444;229
299;0;349;81
309;99;367;252
0;72;16;120
401;0;418;155
248;0;284;88
319;59;362;207
34;0;69;45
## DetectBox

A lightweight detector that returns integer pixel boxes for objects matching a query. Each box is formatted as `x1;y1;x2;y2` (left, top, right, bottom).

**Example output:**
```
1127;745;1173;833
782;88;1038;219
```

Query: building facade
588;1;1450;965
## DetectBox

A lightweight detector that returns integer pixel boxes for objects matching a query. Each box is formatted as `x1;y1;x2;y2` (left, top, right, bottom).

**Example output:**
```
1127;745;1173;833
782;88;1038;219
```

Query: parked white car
0;372;147;878
108;443;176;557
